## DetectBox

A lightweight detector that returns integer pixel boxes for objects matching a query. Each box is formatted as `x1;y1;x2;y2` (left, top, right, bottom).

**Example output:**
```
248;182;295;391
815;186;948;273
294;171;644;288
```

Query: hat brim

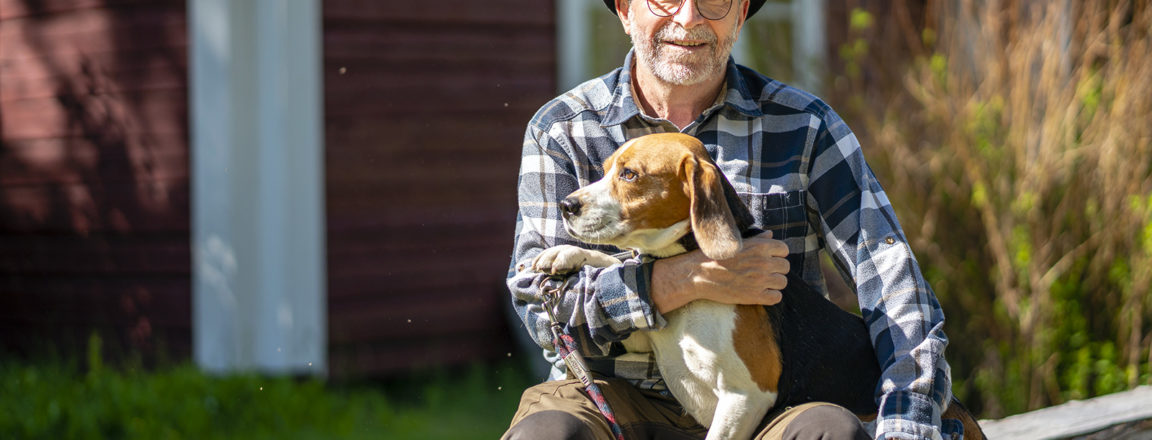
602;0;766;18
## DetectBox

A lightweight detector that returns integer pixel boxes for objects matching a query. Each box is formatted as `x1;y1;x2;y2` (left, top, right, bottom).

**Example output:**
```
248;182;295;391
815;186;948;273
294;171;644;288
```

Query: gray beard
629;15;737;86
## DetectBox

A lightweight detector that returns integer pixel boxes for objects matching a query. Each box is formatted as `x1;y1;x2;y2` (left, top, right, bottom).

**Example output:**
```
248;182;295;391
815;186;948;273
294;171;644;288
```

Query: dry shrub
834;0;1152;416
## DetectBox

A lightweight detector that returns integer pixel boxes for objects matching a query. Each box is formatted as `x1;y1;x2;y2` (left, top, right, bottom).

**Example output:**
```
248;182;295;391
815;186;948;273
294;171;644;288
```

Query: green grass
0;357;535;440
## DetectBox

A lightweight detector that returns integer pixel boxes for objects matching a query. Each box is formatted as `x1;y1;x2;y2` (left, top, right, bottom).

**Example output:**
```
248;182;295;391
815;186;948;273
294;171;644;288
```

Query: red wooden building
0;0;193;358
0;0;555;375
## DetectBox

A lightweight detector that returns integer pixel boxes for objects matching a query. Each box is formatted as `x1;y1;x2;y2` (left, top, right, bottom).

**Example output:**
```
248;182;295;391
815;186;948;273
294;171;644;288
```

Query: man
505;0;955;438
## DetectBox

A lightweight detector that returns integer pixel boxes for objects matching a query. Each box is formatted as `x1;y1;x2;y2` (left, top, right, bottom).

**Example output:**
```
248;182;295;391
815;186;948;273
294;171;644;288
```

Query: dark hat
602;0;767;18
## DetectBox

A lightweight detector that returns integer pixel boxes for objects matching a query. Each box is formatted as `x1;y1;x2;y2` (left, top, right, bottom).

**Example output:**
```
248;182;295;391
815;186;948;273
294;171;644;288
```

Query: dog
530;133;984;439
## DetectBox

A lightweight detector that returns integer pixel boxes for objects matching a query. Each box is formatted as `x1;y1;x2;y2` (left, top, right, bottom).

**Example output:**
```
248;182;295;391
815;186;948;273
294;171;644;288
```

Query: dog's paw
531;245;621;275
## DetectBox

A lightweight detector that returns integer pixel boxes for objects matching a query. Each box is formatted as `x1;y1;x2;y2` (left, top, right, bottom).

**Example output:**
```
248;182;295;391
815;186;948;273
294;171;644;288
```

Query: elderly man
504;0;955;438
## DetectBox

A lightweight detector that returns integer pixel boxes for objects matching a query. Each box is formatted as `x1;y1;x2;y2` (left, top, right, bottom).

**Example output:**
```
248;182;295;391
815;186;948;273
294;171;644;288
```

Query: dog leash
539;276;627;440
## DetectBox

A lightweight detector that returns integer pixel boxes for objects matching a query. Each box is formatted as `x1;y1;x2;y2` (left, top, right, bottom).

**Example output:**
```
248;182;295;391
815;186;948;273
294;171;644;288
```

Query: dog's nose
560;197;583;218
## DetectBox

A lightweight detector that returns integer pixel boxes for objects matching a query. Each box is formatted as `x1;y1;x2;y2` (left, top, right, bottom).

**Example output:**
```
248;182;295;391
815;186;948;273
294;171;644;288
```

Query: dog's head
560;133;753;259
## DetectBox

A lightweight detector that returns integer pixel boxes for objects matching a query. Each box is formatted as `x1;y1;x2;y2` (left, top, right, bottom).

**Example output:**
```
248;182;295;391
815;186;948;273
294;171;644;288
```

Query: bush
0;343;533;439
833;0;1152;417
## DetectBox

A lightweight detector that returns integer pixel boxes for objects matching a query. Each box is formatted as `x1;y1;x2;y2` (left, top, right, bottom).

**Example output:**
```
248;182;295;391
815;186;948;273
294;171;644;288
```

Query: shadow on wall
0;0;191;362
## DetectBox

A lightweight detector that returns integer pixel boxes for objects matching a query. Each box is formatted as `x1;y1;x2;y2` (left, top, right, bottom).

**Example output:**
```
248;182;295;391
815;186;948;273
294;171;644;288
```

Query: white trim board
189;0;326;375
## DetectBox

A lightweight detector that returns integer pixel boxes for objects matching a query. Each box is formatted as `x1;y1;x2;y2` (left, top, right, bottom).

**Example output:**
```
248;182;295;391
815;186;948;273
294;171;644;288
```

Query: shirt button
885;237;895;245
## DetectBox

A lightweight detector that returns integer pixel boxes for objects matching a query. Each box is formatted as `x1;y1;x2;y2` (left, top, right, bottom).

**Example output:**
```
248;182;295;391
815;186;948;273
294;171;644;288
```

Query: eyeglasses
646;0;733;21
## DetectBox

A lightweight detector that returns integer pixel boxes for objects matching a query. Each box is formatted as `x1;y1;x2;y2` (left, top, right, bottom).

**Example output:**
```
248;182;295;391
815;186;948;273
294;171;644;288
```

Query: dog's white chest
646;301;778;435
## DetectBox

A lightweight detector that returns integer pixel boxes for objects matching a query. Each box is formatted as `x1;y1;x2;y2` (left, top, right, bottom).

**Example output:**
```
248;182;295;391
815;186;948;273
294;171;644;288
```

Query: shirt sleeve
506;123;665;362
805;109;953;440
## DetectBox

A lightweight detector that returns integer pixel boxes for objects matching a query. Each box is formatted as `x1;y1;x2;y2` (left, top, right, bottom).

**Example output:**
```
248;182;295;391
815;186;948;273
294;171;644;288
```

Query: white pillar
792;0;826;95
190;0;326;375
557;0;590;93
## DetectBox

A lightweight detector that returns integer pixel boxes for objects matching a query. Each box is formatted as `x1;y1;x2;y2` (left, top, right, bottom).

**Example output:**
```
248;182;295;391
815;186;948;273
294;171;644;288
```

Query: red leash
540;277;627;440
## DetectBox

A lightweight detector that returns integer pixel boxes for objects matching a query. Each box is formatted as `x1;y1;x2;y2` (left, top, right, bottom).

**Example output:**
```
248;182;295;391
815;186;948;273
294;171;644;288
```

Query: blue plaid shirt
507;50;957;440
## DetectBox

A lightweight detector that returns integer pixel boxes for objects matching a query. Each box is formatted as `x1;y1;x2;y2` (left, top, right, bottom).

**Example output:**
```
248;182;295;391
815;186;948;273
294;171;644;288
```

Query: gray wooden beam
979;386;1152;439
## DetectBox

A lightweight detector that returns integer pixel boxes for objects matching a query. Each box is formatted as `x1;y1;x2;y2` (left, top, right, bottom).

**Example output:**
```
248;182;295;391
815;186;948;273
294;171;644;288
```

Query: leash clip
537;275;593;384
539;275;571;326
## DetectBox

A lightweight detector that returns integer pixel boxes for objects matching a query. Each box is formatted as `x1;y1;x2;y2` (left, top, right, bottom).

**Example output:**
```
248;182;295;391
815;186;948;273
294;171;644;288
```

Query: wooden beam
979;386;1152;439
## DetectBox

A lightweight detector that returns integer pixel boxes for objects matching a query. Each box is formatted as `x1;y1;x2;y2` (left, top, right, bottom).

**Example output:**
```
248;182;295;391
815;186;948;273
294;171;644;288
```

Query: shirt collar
600;49;764;128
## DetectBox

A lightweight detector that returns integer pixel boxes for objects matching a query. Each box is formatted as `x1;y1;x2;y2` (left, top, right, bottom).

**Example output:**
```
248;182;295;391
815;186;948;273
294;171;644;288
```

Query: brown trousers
502;378;870;440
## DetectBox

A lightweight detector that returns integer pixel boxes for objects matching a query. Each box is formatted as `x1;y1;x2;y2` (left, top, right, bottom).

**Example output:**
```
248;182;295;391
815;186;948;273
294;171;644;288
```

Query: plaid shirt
507;51;957;440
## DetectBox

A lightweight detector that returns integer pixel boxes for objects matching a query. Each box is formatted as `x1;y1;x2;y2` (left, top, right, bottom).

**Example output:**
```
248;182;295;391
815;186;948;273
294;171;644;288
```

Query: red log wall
0;0;191;359
323;1;556;375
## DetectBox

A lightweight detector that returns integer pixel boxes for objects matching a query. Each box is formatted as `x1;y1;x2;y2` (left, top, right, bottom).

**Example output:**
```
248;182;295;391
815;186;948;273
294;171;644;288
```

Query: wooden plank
322;92;547;118
324;210;508;233
322;113;531;137
327;235;510;259
329;296;505;344
322;118;527;143
327;272;503;297
0;278;190;327
0;90;187;140
322;27;552;65
0;6;186;58
0;233;190;274
0;320;191;341
324;178;516;202
979;386;1152;439
329;330;516;375
0;52;186;102
326;264;510;299
0;0;182;20
0;179;189;233
0;136;188;186
323;0;551;25
0;321;192;360
326;202;514;234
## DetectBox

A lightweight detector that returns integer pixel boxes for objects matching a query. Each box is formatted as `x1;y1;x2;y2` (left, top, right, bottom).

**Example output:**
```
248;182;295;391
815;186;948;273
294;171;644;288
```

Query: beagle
531;133;984;440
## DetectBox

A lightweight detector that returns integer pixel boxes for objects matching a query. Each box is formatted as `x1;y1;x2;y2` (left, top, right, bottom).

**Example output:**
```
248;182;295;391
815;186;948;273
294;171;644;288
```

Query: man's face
622;0;747;86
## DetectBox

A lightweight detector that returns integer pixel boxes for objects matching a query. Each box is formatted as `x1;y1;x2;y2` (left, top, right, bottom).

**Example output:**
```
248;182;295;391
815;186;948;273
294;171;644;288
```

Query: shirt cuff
874;391;952;440
593;258;664;335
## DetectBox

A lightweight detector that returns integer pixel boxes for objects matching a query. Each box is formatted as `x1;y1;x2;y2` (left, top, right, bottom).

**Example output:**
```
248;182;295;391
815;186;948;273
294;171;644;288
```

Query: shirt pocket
737;190;808;241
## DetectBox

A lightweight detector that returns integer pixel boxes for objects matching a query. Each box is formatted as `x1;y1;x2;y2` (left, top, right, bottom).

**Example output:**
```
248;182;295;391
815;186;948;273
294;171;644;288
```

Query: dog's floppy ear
683;155;742;260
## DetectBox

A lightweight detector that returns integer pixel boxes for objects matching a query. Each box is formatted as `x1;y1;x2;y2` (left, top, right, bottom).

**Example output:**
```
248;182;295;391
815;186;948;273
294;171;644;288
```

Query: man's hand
651;232;790;314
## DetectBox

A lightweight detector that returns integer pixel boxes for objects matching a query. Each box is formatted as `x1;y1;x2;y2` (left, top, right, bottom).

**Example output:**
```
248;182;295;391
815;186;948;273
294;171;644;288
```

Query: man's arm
507;124;666;358
807;109;952;440
650;235;789;314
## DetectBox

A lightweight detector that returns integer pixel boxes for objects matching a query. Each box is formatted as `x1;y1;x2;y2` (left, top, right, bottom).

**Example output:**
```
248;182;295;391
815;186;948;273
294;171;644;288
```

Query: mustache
654;22;718;44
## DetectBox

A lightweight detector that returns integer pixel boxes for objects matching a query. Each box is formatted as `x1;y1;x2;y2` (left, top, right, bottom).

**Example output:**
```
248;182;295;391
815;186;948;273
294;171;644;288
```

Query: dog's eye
619;168;639;182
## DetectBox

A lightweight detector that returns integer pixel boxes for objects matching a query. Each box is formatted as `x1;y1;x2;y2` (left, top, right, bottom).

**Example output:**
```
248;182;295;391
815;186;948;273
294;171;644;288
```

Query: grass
0;355;536;440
